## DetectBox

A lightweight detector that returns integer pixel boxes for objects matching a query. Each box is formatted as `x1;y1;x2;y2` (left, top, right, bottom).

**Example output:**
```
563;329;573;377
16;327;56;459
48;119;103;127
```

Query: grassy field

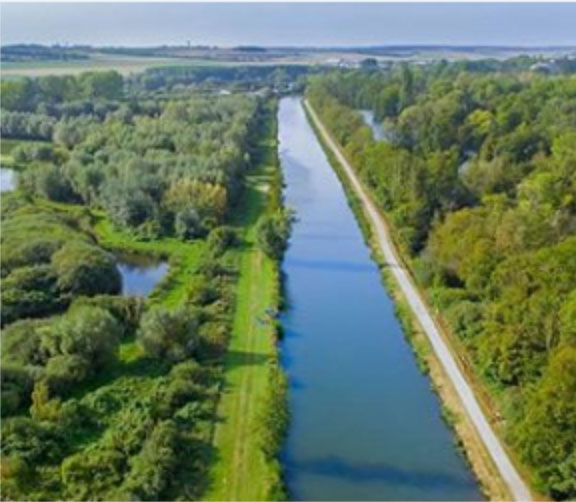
203;108;281;501
0;54;203;78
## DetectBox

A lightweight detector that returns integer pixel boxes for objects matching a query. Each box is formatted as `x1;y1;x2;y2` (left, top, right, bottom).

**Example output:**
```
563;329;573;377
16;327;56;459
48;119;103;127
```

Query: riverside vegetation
308;64;576;500
0;71;290;500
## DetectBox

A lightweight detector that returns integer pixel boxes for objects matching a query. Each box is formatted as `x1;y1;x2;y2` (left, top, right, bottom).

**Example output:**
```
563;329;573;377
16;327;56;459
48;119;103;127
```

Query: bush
51;241;121;296
120;420;178;501
70;295;145;336
256;210;293;260
41;306;122;369
44;354;90;395
1;265;60;325
175;209;204;240
207;225;238;255
137;307;200;363
62;447;126;500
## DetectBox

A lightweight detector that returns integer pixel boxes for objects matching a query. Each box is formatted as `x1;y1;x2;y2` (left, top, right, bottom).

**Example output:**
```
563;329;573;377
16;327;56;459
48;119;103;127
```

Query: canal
278;96;481;501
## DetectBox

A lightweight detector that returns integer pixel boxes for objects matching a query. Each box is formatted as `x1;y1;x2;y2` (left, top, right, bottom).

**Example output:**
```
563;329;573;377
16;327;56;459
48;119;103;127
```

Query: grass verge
202;100;286;501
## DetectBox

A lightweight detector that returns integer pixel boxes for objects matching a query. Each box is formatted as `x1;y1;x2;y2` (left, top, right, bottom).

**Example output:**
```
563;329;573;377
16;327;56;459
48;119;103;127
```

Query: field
0;54;201;77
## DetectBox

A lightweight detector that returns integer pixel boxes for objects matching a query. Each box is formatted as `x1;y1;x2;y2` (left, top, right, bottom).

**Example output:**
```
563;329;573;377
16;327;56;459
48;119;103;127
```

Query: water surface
1;168;16;192
116;253;168;296
279;97;481;501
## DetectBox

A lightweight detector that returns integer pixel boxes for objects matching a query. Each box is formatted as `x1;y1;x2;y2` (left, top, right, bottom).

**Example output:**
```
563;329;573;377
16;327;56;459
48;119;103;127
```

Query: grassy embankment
203;100;286;502
303;99;519;501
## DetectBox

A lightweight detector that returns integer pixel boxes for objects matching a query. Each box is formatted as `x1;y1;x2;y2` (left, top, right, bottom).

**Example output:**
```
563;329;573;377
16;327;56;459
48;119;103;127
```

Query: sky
2;2;576;48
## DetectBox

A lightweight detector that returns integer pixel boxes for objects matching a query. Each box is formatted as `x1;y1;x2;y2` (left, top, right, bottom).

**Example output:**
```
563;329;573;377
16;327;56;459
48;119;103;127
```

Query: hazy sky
2;3;576;47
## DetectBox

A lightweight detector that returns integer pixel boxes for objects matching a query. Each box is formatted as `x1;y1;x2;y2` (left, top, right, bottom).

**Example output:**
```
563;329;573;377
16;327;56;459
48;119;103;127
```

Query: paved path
304;98;533;502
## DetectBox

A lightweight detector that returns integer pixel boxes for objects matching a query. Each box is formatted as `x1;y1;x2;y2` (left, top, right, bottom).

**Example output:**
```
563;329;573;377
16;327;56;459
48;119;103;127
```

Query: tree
120;421;178;501
21;164;77;202
44;354;90;395
62;447;126;500
79;71;123;100
256;210;292;260
51;241;121;296
207;226;237;255
41;306;122;369
1;417;63;464
137;307;200;362
174;209;203;240
514;347;576;499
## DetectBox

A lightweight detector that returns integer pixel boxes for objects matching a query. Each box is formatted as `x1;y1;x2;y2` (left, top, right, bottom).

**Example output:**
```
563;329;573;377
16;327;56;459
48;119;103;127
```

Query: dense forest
308;64;576;500
1;71;287;500
2;72;261;239
128;64;311;93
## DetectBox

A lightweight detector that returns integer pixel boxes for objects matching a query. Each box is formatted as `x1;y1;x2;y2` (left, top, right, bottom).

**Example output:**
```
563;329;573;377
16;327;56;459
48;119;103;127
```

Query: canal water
278;97;481;501
116;253;168;296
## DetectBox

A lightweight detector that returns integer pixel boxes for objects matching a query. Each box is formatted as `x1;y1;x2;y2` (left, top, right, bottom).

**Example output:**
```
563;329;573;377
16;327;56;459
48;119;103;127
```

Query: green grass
203;109;282;501
0;55;231;78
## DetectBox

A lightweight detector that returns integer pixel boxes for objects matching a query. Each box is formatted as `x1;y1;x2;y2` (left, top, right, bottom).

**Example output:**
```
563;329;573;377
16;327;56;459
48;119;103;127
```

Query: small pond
359;110;395;143
1;168;16;192
116;253;169;297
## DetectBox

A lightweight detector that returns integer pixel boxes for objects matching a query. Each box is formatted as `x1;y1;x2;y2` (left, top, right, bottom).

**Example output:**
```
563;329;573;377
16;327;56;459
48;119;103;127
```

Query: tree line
308;65;576;500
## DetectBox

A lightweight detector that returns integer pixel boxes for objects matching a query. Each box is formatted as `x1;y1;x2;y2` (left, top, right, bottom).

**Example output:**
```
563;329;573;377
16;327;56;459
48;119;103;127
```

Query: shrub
51;241;121;296
207;225;238;255
137;307;200;363
44;354;90;395
41;306;122;369
256;210;293;260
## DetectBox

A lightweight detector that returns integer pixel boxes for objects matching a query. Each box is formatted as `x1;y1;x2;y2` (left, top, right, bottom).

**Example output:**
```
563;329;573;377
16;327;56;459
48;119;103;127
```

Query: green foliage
0;71;124;112
1;265;60;325
137;306;200;362
16;95;261;240
309;66;576;499
119;420;178;500
1;196;125;325
42;306;122;369
512;347;576;499
1;77;278;501
256;209;293;260
51;241;121;296
44;354;90;395
207;226;238;256
174;208;203;240
258;363;289;460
